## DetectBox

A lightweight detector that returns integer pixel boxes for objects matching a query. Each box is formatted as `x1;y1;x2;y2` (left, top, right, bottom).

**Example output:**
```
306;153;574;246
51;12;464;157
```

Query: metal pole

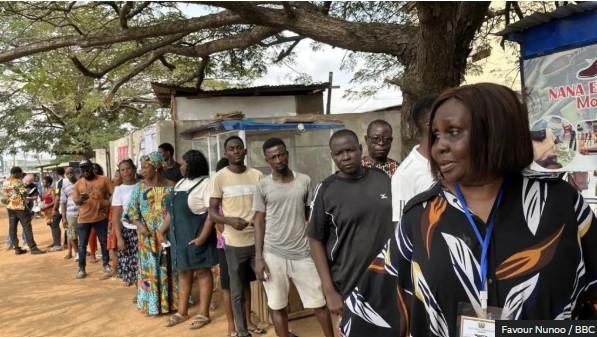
326;72;333;115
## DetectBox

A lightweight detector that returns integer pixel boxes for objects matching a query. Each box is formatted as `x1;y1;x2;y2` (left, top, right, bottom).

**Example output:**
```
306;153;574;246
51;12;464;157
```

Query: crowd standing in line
2;84;597;337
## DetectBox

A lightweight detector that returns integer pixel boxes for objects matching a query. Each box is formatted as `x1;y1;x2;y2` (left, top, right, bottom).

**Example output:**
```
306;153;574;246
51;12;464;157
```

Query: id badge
456;301;510;337
459;316;494;337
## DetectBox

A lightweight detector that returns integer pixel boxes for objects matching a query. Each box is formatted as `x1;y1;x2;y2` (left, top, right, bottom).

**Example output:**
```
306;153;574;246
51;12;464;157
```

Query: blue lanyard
454;182;505;292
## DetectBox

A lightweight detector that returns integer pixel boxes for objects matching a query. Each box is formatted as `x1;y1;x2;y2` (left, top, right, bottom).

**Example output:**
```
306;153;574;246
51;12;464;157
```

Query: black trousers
49;212;62;246
8;209;38;250
77;219;109;270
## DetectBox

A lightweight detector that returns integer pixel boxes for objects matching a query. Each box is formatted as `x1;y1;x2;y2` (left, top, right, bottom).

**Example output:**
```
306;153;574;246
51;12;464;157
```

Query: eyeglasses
368;136;393;145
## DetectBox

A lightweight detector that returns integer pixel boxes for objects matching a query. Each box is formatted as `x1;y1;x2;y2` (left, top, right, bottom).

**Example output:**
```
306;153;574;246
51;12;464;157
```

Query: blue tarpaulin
181;119;344;138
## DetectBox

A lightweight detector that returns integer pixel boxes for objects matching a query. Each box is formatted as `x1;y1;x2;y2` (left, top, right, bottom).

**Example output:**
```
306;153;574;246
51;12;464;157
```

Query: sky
181;4;403;114
252;40;403;114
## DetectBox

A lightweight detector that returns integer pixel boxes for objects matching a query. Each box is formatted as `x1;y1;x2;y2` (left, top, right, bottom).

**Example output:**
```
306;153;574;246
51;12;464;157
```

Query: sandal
189;314;210;330
248;326;267;334
166;313;188;327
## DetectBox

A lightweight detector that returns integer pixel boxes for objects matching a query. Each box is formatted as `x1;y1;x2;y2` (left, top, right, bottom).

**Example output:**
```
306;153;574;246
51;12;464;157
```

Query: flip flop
248;327;267;334
189;314;210;330
166;313;188;327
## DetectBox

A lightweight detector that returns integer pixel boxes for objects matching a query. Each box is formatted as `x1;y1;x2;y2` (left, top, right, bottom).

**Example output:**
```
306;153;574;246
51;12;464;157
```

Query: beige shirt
211;167;262;247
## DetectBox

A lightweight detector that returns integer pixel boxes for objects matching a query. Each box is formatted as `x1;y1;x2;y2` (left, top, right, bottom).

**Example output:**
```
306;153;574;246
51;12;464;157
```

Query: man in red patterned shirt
361;120;399;177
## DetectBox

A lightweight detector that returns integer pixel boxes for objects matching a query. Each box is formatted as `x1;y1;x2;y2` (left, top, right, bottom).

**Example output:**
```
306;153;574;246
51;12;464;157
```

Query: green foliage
0;2;272;157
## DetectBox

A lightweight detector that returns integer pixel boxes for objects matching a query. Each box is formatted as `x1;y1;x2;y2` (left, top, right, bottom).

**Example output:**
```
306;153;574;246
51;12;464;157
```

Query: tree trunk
399;2;490;159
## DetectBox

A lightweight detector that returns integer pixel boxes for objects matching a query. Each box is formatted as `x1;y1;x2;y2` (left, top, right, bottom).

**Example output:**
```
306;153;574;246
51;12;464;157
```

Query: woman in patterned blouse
339;83;597;337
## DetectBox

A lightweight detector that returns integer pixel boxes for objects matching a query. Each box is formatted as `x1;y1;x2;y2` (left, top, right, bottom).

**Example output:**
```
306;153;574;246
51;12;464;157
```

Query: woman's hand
188;236;206;247
117;239;125;251
137;224;149;237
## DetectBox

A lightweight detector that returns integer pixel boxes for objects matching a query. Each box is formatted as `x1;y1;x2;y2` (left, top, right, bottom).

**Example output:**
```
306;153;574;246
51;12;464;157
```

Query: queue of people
2;83;597;337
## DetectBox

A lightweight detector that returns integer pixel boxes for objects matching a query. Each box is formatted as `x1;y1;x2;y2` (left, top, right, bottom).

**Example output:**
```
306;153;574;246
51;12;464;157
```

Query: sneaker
15;247;27;255
48;245;62;252
103;265;112;274
74;253;79;261
76;269;87;279
30;248;47;255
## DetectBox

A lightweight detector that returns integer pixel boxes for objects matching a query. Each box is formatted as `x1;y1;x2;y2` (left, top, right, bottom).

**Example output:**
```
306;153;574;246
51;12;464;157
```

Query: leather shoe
30;248;46;255
15;247;27;255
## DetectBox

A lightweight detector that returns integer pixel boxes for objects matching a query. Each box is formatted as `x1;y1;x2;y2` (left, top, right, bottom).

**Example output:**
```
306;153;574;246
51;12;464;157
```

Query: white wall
176;96;297;120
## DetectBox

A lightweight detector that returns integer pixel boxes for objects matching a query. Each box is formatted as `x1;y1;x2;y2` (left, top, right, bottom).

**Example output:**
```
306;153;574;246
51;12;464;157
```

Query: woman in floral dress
126;152;177;315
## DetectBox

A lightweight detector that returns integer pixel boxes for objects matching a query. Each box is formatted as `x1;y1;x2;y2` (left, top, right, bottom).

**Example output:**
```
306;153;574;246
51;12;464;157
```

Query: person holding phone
72;160;113;279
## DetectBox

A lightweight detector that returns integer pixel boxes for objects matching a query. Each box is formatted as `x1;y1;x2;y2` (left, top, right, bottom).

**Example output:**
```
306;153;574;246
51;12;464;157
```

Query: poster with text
523;43;597;172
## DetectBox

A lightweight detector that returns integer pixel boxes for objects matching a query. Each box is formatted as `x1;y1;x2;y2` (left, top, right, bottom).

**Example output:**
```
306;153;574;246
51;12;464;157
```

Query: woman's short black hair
428;83;534;181
182;150;209;179
43;176;53;185
118;158;136;171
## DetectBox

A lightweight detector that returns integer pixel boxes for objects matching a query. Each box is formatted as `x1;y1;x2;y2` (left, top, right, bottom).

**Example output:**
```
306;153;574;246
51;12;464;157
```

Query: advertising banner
523;44;597;172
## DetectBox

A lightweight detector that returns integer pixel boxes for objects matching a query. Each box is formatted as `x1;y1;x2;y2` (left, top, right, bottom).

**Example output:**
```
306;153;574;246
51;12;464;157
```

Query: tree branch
119;1;134;29
259;34;302;47
39;105;67;127
159;55;176;71
203;2;417;59
196;56;209;90
105;51;164;104
510;1;524;20
164;26;281;58
70;33;187;78
127;2;151;19
0;11;244;63
275;39;301;62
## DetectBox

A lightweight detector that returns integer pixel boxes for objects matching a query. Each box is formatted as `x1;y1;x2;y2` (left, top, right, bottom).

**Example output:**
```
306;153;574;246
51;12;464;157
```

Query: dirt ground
0;207;324;337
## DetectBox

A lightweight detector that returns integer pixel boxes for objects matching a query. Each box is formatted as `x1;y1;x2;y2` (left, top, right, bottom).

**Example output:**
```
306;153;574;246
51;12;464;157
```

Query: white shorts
262;252;326;311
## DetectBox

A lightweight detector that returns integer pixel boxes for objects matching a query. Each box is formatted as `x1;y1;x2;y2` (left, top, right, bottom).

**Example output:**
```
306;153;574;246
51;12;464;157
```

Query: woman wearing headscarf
161;150;218;329
126;152;177;315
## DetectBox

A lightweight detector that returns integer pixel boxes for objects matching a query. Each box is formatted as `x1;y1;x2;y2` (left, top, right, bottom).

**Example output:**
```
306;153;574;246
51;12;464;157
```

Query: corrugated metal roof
151;82;329;107
497;2;597;36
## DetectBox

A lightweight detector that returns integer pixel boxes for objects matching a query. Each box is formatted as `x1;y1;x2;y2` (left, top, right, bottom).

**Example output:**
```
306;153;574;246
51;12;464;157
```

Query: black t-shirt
162;162;183;183
308;167;393;297
25;183;39;210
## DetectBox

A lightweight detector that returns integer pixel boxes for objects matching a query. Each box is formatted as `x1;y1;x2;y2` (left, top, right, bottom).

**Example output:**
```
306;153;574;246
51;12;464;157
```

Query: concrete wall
296;94;324;114
103;106;403;179
332;109;402;161
176;96;298;120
